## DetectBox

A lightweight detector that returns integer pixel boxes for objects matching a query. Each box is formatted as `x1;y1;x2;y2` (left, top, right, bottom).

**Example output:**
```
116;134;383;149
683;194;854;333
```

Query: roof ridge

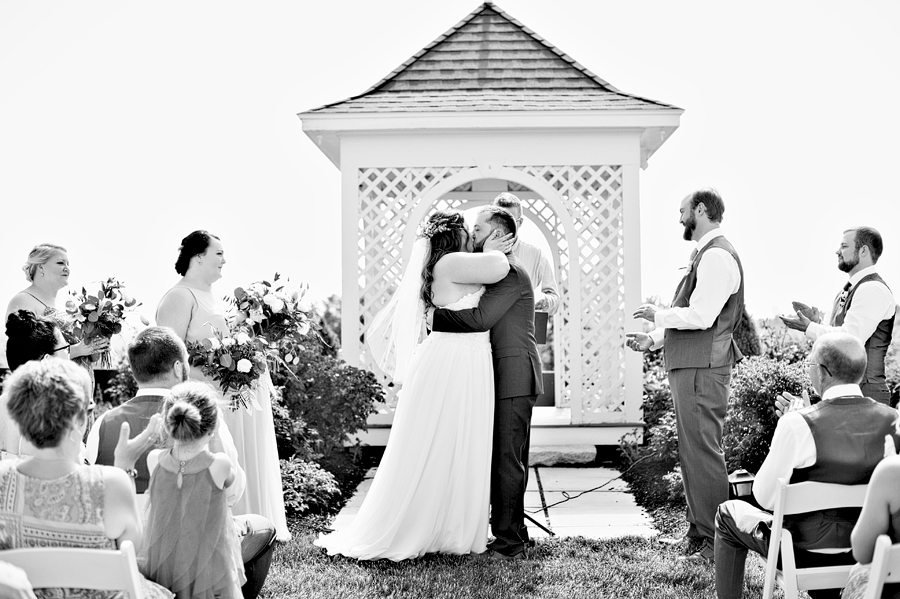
307;2;675;113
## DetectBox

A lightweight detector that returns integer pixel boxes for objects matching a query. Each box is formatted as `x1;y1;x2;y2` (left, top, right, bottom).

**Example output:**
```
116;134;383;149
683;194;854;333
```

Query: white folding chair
0;540;143;599
762;478;868;599
863;534;900;599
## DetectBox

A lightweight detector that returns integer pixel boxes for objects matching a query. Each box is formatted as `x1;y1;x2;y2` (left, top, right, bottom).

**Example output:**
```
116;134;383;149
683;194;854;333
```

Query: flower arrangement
65;277;143;367
231;273;317;370
187;327;268;411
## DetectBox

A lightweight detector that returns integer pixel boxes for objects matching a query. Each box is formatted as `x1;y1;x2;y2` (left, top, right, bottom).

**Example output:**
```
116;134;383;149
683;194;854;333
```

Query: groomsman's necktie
830;281;853;326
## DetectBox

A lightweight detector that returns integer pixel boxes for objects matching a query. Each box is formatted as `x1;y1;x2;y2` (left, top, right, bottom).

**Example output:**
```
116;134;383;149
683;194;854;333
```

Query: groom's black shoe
486;548;526;561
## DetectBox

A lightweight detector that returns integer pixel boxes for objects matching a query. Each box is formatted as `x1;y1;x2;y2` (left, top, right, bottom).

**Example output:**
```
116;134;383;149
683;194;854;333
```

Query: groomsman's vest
663;236;744;371
786;396;898;550
830;273;895;390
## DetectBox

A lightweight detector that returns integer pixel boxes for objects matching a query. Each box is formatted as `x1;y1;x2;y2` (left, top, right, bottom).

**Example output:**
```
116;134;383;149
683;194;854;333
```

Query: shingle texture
306;3;678;114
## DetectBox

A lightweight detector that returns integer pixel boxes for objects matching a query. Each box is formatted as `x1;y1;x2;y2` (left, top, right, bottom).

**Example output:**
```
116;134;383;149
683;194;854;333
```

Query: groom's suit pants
489;394;537;556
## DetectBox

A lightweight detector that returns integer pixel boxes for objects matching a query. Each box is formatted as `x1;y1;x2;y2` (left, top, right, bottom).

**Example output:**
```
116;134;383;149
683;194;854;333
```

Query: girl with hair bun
144;382;245;599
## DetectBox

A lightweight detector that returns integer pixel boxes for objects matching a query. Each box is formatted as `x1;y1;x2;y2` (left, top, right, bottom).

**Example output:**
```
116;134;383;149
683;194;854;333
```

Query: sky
0;0;898;326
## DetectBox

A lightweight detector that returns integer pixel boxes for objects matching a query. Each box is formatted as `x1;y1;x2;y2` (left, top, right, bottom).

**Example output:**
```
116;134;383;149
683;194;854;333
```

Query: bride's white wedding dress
315;287;494;560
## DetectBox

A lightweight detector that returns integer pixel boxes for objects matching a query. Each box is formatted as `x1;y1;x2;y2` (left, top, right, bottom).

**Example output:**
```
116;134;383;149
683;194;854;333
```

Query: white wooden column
622;163;644;427
340;163;361;367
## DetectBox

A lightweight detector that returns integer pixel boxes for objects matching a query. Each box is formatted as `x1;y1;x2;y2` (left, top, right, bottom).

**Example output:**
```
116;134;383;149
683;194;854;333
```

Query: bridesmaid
156;230;290;540
4;243;108;367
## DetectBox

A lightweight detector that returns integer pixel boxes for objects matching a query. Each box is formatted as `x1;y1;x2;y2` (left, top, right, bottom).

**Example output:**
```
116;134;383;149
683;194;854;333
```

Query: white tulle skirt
315;331;494;560
220;372;291;541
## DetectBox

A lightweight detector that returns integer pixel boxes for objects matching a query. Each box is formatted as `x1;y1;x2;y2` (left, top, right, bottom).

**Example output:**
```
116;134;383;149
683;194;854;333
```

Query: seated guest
0;310;71;456
714;332;899;599
840;434;900;599
146;383;245;598
86;326;276;599
0;358;172;599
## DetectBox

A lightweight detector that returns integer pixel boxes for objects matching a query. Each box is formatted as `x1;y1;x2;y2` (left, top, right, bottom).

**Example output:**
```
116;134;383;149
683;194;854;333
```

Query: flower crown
418;218;464;240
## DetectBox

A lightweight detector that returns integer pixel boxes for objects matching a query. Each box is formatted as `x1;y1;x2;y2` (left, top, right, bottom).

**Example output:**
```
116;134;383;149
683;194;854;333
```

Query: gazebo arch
299;2;682;444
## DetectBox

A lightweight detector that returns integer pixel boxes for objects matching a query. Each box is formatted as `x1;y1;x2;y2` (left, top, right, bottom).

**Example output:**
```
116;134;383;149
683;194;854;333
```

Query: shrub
723;356;813;474
277;348;382;458
886;337;900;408
101;360;139;409
280;456;342;517
734;306;762;357
758;318;810;364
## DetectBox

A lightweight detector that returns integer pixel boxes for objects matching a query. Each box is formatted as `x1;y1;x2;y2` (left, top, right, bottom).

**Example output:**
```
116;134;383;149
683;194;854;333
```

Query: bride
315;210;513;560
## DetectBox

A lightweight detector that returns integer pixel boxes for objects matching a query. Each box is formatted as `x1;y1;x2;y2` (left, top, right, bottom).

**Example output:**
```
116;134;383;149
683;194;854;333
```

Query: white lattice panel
357;167;465;406
357;165;626;420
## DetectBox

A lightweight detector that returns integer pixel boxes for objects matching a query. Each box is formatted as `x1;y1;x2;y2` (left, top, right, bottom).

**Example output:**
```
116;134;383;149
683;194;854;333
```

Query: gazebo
299;2;681;445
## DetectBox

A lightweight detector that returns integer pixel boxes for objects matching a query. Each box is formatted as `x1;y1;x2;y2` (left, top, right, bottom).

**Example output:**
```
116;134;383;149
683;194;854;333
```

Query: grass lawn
262;521;779;599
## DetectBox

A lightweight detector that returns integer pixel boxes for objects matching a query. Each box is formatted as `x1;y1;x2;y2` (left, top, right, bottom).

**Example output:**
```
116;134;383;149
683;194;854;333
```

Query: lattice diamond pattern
357;165;625;418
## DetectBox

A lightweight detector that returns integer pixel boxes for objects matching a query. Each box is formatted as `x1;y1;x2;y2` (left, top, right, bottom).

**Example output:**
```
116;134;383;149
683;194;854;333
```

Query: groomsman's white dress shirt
805;265;896;343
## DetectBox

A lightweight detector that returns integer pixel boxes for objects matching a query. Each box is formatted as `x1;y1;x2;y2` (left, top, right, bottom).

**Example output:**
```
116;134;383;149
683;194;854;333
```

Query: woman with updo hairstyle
0;310;71;455
315;208;516;560
145;381;244;599
2;244;107;369
0;358;173;599
155;230;290;541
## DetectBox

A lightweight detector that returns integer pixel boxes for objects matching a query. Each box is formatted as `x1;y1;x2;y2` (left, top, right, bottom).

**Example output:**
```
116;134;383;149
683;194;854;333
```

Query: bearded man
627;188;745;563
781;227;896;404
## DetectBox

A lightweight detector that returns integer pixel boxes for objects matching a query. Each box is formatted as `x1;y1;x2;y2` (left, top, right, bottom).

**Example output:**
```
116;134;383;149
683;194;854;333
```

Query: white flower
263;294;285;313
249;309;264;323
297;297;312;313
208;338;222;351
236;358;252;373
235;332;251;345
298;321;310;335
221;337;236;347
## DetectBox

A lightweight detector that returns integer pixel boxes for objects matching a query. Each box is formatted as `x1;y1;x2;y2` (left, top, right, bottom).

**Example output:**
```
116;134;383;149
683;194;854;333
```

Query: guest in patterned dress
0;358;172;599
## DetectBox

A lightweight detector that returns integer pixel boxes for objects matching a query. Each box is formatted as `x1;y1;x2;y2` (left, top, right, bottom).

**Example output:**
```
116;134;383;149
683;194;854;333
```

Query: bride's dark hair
419;211;468;309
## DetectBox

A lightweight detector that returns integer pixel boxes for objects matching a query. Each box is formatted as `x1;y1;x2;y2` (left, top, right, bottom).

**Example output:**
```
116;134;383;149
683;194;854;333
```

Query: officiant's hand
625;332;652;352
483;231;514;254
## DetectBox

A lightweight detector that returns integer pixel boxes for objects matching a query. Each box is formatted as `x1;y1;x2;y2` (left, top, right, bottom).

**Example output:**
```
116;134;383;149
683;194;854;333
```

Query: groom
430;205;543;559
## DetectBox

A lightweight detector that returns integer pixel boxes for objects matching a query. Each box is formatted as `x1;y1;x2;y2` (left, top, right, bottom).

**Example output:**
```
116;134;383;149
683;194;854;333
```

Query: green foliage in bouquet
187;328;268;410
723;356;813;474
101;360;139;410
279;456;342;517
65;277;144;366
277;349;382;458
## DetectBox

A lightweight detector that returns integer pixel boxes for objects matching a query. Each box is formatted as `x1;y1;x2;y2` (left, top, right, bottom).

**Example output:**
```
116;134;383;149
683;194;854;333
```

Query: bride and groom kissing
315;204;544;561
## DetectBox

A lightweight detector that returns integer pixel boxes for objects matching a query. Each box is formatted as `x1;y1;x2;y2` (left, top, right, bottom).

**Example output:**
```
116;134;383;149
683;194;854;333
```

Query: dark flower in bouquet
65;277;143;367
187;327;268;411
231;274;318;369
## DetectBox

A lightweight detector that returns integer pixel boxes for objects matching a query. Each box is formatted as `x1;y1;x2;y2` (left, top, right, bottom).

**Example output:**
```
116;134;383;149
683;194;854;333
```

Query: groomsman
627;189;744;564
781;226;896;404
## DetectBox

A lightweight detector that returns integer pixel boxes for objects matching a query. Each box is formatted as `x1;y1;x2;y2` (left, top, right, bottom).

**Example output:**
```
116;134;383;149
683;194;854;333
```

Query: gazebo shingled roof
305;2;680;114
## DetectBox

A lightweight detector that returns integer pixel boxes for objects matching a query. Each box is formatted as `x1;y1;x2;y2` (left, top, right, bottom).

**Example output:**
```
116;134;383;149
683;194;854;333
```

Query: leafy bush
757;319;810;364
886;338;900;408
734;307;762;358
723;356;813;474
277;348;382;458
280;457;342;517
101;359;139;409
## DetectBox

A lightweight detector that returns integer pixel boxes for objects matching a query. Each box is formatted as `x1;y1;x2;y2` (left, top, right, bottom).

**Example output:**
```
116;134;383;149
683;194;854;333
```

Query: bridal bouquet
231;273;317;369
65;277;143;367
187;327;268;411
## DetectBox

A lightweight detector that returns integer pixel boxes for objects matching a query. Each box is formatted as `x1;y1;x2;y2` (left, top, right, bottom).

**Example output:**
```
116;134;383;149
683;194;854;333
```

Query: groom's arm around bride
431;206;543;559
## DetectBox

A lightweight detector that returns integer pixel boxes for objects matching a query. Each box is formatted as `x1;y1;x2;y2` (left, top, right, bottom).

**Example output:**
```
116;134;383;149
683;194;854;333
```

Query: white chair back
0;540;143;599
863;534;900;599
762;478;868;599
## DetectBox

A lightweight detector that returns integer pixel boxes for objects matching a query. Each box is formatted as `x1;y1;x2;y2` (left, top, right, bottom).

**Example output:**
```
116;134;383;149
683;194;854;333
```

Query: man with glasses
713;333;899;599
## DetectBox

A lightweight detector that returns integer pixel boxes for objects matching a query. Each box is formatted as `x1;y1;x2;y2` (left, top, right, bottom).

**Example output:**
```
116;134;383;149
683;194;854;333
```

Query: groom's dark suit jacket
432;257;543;399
